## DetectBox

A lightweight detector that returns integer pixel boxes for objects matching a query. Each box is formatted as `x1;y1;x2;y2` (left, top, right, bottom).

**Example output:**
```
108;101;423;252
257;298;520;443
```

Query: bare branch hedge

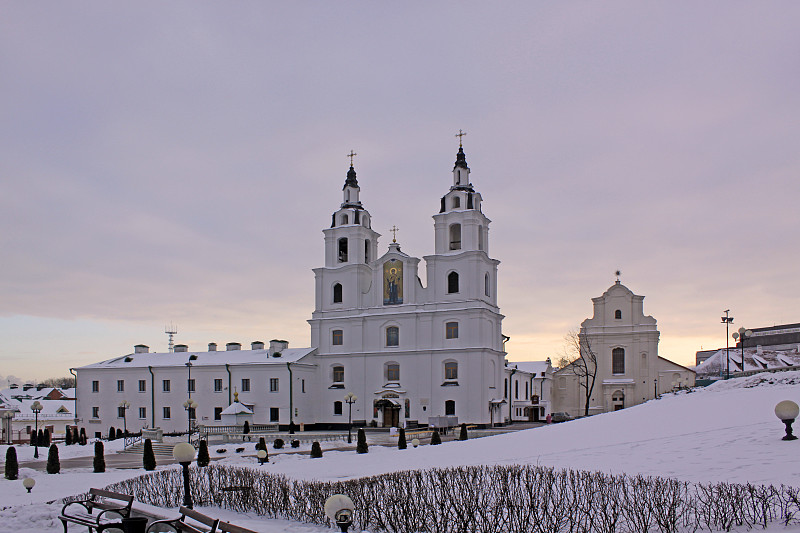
99;463;800;532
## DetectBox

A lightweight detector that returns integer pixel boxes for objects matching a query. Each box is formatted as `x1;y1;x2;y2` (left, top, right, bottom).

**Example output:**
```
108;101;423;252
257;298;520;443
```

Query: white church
74;144;510;434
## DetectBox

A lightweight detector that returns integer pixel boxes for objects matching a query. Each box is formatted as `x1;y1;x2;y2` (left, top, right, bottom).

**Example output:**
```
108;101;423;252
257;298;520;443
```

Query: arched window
485;273;490;296
333;283;343;303
445;400;456;416
515;380;519;399
504;378;508;398
445;361;458;380
365;240;370;263
386;326;399;347
338;238;348;262
341;214;349;225
525;382;529;399
447;271;459;294
446;321;459;339
612;348;625;374
449;224;461;250
333;401;343;415
615;309;622;320
387;363;400;382
452;196;460;209
332;365;344;383
345;190;350;202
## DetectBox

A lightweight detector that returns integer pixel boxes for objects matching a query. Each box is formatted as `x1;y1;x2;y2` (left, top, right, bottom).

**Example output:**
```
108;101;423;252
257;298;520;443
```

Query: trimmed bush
291;440;300;448
93;441;105;473
143;439;156;471
65;426;73;446
398;427;407;450
273;438;284;449
116;428;123;439
5;447;18;480
30;430;37;447
431;429;442;445
197;440;210;467
256;437;267;452
356;428;368;454
235;447;245;453
37;429;44;447
46;444;60;474
79;427;87;445
43;428;51;447
108;426;116;441
310;441;322;458
459;423;468;441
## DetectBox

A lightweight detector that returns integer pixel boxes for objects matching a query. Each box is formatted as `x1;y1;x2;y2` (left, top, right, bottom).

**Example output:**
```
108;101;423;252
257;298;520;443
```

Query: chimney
226;342;242;351
134;344;149;354
268;339;289;355
208;343;217;352
23;384;34;391
174;344;188;353
251;341;265;350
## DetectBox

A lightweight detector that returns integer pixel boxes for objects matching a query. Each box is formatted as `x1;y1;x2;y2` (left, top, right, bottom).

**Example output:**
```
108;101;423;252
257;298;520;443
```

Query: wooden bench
217;520;257;533
59;488;134;532
146;506;220;533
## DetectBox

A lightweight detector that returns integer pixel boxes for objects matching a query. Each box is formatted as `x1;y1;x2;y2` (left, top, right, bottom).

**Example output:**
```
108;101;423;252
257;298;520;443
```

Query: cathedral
74;143;508;433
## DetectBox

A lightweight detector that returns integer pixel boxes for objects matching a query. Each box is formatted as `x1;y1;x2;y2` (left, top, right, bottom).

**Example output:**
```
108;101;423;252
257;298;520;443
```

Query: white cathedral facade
74;146;509;434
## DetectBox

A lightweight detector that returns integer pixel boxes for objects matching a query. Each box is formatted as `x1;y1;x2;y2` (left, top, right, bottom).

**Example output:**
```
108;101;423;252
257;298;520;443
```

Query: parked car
550;412;573;423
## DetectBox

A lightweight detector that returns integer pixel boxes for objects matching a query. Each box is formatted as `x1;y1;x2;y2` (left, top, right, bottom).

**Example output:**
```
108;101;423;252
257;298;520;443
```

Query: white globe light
172;442;196;463
324;494;354;521
257;449;267;459
411;438;420;448
775;400;800;421
22;477;35;491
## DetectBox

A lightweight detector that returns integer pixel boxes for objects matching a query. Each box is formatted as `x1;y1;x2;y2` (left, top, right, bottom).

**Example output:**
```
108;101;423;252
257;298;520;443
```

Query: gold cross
455;129;467;147
347;150;357;166
390;225;399;243
615;270;621;282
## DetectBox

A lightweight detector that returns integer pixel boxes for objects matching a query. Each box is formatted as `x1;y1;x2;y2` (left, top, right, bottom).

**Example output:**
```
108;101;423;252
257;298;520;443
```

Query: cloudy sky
2;3;798;382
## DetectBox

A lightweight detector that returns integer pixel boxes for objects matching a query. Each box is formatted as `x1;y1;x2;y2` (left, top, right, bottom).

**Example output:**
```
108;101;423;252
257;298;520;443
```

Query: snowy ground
2;371;800;532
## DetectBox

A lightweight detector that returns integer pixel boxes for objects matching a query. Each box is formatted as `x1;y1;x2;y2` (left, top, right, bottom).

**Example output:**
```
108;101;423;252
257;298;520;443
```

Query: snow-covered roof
2;397;74;419
76;347;317;370
220;402;254;416
695;346;800;376
510;361;551;376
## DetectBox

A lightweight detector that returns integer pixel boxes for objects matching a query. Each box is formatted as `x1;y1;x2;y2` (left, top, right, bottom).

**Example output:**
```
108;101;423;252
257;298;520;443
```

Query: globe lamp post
775;401;799;441
22;477;35;493
30;401;43;459
118;400;130;436
344;393;357;444
173;442;196;508
183;399;198;442
257;449;267;465
2;411;14;444
324;494;354;532
721;311;734;379
731;327;753;373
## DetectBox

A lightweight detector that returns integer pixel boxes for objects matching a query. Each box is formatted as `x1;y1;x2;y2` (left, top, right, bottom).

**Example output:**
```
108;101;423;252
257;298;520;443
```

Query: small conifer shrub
197;440;210;467
30;430;37;447
291;439;300;448
108;426;116;441
5;447;19;480
256;437;267;452
93;441;105;473
143;439;156;471
310;441;322;458
459;423;468;441
79;428;87;445
273;438;284;449
431;429;442;445
356;428;368;454
398;427;407;450
46;444;60;474
43;428;51;447
116;428;123;439
65;427;73;446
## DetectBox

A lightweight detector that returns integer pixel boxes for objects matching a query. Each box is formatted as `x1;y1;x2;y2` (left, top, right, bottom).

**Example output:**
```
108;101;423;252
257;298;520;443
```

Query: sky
1;2;799;381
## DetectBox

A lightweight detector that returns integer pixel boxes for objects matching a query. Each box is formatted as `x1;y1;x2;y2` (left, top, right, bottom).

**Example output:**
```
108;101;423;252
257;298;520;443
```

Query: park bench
59;488;134;532
146;506;220;532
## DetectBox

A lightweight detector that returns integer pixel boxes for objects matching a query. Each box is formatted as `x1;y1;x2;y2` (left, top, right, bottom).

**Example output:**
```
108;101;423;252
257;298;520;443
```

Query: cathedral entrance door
383;406;400;428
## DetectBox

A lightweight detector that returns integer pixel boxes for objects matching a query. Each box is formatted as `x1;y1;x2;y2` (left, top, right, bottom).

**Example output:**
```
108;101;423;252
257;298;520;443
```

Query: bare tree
562;329;599;417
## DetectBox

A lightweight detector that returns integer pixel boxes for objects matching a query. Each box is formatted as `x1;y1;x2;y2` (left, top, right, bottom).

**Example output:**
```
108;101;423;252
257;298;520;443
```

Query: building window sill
328;384;345;389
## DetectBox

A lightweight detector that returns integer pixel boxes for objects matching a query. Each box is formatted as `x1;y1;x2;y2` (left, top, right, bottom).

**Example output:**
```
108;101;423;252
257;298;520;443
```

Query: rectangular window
92;381;99;393
117;380;125;392
270;378;279;392
163;406;171;419
386;326;399;347
242;378;250;392
163;379;171;392
334;401;343;415
214;379;223;392
187;379;195;393
138;380;146;392
138;407;146;419
445;362;458;380
270;407;279;422
118;406;126;418
446;322;459;339
332;329;343;345
333;366;344;383
92;407;100;418
387;364;400;381
214;407;222;420
302;379;305;393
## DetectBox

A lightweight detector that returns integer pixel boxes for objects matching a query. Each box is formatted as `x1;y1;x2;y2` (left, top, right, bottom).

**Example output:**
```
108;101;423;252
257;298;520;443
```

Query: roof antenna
165;323;177;353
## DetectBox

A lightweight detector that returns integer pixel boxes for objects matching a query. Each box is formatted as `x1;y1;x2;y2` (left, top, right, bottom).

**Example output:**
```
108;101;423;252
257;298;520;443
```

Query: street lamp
721;310;734;379
257;449;267;465
118;400;130;436
344;393;357;444
324;494;354;532
22;477;35;493
732;327;753;374
30;401;43;459
2;411;14;444
774;400;799;441
172;442;196;508
183;399;198;442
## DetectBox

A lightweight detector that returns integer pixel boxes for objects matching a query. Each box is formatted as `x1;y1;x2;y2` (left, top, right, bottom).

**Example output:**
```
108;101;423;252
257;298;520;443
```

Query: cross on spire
455;129;467;147
615;270;622;283
390;225;399;243
347;150;357;167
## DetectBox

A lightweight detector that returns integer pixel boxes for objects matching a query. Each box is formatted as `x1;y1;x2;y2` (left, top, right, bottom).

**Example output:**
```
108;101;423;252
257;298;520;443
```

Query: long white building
74;145;509;435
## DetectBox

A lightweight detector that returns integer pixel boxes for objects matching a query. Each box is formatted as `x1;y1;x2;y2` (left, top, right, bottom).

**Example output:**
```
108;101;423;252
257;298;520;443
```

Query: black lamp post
732;327;752;373
325;494;354;533
119;400;130;436
31;401;42;459
2;411;14;444
183;399;198;443
775;401;799;441
721;310;734;379
172;443;196;508
344;393;357;444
